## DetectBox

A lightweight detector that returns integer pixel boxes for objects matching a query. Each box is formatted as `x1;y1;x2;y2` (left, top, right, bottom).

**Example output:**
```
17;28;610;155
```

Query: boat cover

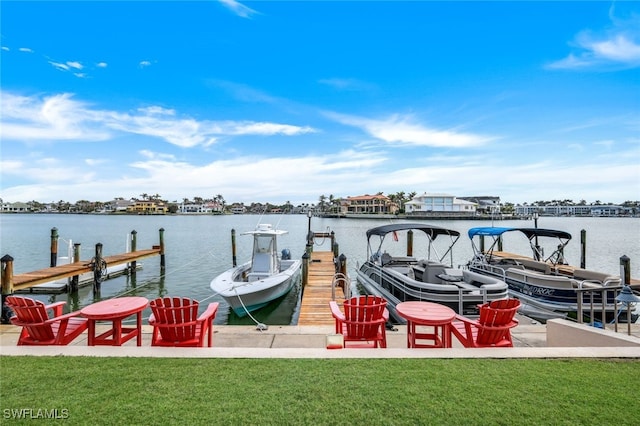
467;227;572;240
366;223;460;240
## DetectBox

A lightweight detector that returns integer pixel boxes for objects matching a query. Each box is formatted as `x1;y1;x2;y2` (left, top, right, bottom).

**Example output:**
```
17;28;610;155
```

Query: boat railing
575;284;626;329
383;267;499;315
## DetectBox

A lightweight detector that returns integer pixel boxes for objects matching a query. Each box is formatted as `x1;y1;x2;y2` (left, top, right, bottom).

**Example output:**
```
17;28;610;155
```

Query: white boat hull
210;259;302;317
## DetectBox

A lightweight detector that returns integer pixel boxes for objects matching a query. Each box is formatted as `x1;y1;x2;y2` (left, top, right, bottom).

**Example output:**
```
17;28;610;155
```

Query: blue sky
1;1;639;206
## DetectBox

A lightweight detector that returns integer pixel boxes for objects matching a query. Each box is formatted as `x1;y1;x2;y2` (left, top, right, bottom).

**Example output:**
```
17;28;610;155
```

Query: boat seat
251;253;272;274
506;268;575;288
572;268;620;285
516;259;551;274
247;272;270;282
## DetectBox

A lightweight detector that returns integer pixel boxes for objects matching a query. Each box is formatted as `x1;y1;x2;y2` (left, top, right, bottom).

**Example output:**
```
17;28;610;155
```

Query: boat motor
281;248;291;260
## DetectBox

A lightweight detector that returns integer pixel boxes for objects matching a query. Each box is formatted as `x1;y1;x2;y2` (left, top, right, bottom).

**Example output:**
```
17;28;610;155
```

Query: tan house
127;200;168;214
344;194;398;214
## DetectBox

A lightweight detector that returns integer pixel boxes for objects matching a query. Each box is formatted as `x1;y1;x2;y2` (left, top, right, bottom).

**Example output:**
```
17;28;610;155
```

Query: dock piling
50;227;59;267
620;255;631;285
130;230;137;276
1;255;15;323
70;243;81;292
92;243;104;293
580;229;587;269
159;228;166;270
231;229;237;267
302;252;310;288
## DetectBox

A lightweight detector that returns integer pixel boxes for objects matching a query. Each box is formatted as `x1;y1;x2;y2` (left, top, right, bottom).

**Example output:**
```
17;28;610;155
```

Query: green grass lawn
1;357;639;425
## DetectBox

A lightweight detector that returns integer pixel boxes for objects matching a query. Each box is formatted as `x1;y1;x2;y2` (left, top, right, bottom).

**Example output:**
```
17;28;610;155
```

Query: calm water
1;214;638;325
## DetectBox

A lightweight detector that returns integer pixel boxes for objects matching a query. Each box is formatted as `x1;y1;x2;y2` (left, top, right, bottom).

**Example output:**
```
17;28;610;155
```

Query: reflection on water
1;214;638;325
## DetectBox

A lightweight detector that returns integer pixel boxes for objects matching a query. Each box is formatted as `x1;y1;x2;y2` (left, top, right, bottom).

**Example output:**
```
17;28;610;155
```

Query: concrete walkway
2;320;639;359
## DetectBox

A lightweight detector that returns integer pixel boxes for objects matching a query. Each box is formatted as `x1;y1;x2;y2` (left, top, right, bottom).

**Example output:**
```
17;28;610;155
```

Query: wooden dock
3;248;162;293
297;250;345;326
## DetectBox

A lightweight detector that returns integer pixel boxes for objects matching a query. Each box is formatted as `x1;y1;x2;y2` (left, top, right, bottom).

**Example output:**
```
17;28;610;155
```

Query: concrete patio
1;316;638;359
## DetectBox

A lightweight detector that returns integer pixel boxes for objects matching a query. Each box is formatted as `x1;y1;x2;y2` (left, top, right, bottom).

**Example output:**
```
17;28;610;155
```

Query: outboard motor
281;248;291;260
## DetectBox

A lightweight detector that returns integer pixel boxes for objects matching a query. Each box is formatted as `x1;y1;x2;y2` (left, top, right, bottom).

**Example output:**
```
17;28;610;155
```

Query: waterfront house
127;200;168;214
405;193;477;215
343;194;398;214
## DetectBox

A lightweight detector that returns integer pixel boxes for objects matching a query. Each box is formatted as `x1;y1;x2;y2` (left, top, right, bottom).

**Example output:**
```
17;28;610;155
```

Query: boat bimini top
468;227;572;265
366;223;461;265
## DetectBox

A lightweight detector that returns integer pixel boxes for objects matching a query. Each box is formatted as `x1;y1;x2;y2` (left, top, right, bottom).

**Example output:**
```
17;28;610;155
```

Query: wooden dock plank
297;250;346;326
10;248;161;291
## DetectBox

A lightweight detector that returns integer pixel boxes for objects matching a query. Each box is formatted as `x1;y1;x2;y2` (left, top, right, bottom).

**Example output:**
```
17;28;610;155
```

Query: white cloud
227;122;316;136
0;91;317;148
1;46;9;51
219;0;259;19
326;112;492;148
18;47;33;53
0;92;111;141
547;10;640;70
96;62;108;68
139;60;152;68
67;61;83;70
49;61;70;71
1;147;637;206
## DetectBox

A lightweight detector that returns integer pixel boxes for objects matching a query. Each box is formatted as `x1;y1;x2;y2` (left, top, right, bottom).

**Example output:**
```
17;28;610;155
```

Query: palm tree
215;194;226;213
318;195;327;212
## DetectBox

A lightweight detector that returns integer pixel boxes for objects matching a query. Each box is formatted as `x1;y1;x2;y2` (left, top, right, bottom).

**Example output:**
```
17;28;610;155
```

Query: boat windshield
254;235;275;253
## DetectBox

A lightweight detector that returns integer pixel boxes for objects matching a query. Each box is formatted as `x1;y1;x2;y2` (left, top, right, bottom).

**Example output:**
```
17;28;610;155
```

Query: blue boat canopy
468;227;572;241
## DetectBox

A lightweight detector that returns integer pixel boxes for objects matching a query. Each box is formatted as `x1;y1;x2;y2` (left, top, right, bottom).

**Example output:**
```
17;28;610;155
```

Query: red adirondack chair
5;296;88;346
148;297;219;347
329;295;389;348
451;298;521;348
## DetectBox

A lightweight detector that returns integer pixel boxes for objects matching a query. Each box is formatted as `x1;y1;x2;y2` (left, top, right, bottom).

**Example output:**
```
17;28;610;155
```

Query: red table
80;297;148;346
396;301;456;348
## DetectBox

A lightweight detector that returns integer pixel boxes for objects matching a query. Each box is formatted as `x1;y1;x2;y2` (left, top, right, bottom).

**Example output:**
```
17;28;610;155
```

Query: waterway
1;214;638;325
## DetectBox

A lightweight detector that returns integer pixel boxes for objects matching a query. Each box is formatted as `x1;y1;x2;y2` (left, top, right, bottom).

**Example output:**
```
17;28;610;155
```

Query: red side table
81;297;149;346
396;301;456;348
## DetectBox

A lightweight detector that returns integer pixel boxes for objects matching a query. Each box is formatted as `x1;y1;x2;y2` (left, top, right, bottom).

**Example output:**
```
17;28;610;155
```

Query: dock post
338;254;347;276
331;231;338;258
620;255;630;285
93;243;104;294
580;230;586;269
1;255;15;324
231;229;237;267
130;230;137;276
302;252;310;288
498;236;503;252
70;243;81;292
159;228;166;271
50;227;59;267
407;230;413;257
479;235;485;253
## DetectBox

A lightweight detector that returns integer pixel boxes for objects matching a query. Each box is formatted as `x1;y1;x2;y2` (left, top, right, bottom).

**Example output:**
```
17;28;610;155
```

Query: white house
405;193;477;214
